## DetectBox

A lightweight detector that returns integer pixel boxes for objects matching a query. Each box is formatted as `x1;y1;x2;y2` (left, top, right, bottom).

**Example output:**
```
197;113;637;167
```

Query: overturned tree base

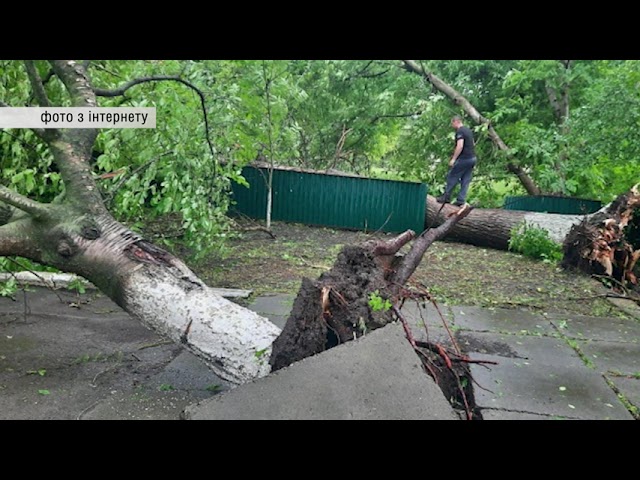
270;206;472;371
562;185;640;288
269;242;409;370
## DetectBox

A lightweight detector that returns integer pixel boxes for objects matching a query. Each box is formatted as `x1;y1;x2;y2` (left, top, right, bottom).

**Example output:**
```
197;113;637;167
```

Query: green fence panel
504;195;602;214
231;167;428;233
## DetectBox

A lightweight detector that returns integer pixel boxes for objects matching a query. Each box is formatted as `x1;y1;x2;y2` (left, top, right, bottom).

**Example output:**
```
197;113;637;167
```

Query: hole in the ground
415;340;483;420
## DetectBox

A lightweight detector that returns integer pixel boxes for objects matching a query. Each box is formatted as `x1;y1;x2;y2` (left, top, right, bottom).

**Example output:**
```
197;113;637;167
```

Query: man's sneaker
453;200;467;207
436;195;450;203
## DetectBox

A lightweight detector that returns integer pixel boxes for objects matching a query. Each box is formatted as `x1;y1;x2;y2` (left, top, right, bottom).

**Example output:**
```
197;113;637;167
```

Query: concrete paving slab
145;351;233;393
399;301;453;344
247;294;295;329
607;297;640;321
608;376;640;410
580;341;640;375
184;322;459;420
481;409;575;420
470;353;631;420
81;388;208;420
458;331;631;419
451;306;554;336
1;288;128;319
547;313;640;343
400;301;454;327
0;287;225;420
0;360;128;420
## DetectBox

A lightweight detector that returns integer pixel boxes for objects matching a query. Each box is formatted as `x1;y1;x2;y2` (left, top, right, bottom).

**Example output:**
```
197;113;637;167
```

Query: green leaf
38;389;50;396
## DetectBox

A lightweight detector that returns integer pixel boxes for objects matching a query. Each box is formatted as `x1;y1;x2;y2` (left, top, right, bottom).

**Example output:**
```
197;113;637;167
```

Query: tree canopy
2;60;637;258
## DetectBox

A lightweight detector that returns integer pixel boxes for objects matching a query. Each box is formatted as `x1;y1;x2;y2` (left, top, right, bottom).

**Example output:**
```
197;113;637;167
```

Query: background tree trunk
401;60;542;196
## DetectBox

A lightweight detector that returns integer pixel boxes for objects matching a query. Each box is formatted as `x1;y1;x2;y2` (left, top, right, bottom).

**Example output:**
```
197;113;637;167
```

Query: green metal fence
231;166;428;233
504;195;602;214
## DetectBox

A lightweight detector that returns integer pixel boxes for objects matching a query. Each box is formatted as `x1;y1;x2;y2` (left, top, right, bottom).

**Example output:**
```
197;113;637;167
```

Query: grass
564;337;596;369
603;375;640;420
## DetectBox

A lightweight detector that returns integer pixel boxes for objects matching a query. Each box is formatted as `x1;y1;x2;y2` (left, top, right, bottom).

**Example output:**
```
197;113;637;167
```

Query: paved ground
1;287;639;420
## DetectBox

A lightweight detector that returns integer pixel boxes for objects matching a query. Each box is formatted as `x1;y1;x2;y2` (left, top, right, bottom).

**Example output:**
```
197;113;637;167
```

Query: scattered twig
76;400;101;420
137;340;173;350
229;214;276;239
392;304;417;349
368;212;395;238
90;363;120;388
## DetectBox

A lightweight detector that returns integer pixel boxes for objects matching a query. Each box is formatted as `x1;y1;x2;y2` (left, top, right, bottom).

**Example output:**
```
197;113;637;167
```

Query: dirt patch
163;220;627;319
455;332;522;358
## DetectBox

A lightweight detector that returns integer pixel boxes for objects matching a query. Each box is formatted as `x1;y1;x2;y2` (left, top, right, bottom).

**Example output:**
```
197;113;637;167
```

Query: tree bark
424;195;586;250
401;60;542;196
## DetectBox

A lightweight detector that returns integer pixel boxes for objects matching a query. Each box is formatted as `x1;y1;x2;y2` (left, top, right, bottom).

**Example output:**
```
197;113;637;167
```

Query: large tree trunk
425;195;586;250
425;187;640;288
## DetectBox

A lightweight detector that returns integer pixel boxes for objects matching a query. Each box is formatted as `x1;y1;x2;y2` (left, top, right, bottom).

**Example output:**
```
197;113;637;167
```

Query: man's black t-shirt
454;126;476;159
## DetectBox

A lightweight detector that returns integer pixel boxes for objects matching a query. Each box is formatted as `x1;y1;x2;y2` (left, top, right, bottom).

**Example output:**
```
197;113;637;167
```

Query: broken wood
562;184;640;288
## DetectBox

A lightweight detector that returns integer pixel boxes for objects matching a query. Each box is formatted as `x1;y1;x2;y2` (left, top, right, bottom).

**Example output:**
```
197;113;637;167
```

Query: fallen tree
0;60;473;387
425;186;640;289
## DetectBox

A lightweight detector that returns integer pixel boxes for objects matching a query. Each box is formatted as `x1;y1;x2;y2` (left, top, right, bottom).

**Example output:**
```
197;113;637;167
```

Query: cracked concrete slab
469;352;631;420
579;341;640;375
460;331;631;419
458;331;584;366
184;322;459;420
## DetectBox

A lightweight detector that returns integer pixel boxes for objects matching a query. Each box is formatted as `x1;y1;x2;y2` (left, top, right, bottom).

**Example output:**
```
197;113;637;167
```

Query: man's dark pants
443;156;477;203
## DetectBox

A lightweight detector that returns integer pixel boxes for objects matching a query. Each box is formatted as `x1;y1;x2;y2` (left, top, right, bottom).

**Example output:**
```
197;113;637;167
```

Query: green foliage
66;277;86;295
368;290;392;312
0;278;17;298
2;59;640;266
508;221;563;263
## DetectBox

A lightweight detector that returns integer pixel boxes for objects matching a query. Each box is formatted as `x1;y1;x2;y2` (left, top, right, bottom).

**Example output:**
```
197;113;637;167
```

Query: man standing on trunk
436;115;477;207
